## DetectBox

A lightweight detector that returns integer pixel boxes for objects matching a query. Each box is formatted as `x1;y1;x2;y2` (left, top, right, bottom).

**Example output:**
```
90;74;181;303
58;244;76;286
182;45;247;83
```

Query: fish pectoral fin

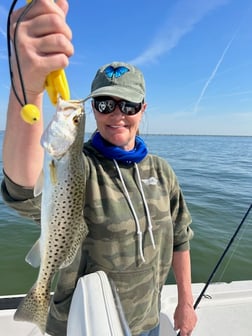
34;170;44;197
60;218;88;269
25;239;41;268
59;237;80;269
49;160;58;184
60;252;76;269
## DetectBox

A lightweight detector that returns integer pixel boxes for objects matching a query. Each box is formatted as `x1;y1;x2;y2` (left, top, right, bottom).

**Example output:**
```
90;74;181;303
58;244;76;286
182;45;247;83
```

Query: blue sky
0;0;252;135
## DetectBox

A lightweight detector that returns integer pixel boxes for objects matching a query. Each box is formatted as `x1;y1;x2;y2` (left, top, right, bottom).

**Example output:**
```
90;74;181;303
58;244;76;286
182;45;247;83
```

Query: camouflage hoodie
1;139;193;336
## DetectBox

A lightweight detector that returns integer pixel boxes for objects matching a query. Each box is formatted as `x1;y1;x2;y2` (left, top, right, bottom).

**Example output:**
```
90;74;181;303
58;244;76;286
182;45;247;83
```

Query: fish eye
73;115;80;125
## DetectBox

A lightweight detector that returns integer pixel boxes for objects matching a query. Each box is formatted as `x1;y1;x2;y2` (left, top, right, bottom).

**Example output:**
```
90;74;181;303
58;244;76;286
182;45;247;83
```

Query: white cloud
0;5;8;60
129;0;229;66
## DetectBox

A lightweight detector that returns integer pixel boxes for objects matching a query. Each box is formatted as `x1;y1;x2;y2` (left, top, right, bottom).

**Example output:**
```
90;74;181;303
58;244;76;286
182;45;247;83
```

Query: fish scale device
7;0;70;124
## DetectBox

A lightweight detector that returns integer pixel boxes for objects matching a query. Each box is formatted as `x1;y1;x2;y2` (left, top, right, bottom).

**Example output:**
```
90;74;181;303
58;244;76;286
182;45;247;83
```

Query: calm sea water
0;131;251;295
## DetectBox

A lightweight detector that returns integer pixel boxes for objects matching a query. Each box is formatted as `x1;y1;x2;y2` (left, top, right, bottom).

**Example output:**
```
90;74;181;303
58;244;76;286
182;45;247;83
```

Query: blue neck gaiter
91;132;148;164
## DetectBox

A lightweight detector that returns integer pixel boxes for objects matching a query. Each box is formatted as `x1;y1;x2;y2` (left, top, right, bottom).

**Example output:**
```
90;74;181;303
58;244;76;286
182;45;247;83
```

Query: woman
2;1;197;335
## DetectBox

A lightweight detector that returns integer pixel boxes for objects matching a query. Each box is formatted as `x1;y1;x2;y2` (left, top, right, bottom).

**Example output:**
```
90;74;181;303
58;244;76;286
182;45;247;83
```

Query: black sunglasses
93;96;142;115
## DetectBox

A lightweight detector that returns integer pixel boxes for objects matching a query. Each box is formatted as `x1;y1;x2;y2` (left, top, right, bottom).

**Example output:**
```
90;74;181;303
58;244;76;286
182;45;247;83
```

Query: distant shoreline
141;133;252;137
0;130;251;137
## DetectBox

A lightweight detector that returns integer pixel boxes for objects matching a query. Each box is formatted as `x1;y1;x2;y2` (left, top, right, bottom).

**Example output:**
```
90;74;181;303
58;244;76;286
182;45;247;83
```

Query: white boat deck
160;280;252;335
1;280;252;335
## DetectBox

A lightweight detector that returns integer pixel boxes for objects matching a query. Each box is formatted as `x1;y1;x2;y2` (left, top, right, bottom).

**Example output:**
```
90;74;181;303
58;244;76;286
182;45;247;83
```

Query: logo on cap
104;65;129;79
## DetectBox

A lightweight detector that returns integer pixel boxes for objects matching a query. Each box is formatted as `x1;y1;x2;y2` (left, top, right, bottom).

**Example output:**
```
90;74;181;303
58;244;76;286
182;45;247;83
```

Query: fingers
176;330;192;336
24;12;72;39
173;304;197;336
9;0;73;96
175;329;192;336
10;0;73;57
10;0;68;24
55;0;69;16
10;0;72;43
17;13;74;59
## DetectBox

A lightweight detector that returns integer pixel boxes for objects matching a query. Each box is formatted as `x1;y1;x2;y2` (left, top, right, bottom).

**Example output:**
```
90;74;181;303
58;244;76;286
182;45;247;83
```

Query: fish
14;97;88;334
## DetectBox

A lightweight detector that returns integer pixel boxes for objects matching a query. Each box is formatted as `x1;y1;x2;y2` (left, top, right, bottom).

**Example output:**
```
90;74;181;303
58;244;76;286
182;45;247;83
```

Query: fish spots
14;100;87;333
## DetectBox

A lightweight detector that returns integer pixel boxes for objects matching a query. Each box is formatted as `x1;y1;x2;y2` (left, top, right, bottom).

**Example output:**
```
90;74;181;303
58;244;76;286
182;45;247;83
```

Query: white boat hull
1;280;252;335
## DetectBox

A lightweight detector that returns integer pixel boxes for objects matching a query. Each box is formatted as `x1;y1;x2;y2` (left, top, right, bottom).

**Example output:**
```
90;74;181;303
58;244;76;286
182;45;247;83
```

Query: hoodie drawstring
113;160;156;263
134;163;156;251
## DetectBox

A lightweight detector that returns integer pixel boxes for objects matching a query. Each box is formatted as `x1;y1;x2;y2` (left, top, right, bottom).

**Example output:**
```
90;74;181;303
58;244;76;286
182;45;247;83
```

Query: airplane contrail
0;27;7;60
0;4;7;37
0;27;6;38
193;30;238;114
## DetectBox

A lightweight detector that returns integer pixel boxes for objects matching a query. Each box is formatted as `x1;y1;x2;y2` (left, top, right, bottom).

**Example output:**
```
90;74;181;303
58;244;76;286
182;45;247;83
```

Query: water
0;131;251;295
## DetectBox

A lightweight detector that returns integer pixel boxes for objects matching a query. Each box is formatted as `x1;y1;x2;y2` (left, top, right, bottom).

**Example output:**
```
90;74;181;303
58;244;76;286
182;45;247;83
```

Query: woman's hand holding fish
3;0;73;187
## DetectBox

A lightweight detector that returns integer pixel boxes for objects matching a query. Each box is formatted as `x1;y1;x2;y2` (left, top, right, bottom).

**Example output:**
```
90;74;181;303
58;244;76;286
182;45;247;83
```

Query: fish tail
14;282;51;334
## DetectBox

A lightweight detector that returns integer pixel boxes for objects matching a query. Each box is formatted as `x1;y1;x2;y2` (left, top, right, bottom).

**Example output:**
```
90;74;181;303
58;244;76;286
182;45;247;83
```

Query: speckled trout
14;98;88;334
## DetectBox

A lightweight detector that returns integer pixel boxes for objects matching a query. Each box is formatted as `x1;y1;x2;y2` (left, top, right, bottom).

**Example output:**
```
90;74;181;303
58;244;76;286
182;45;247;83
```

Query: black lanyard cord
7;0;35;107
